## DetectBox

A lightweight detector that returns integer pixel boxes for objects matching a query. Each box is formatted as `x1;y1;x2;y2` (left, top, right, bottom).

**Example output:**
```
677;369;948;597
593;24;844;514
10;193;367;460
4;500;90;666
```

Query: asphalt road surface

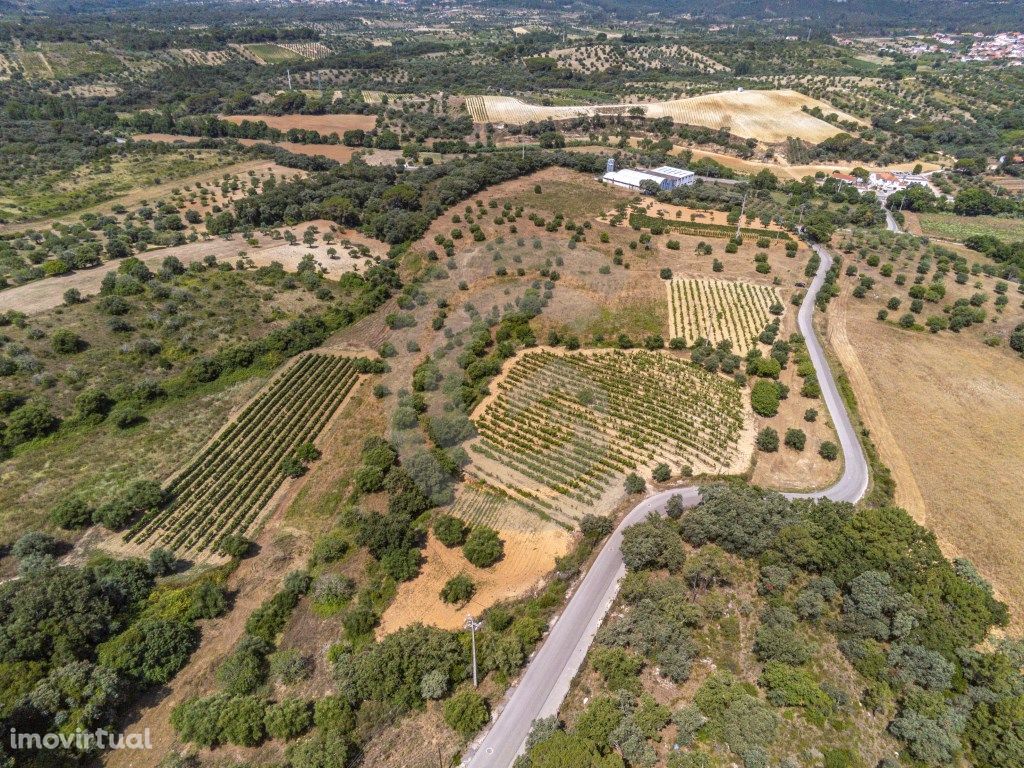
464;242;869;768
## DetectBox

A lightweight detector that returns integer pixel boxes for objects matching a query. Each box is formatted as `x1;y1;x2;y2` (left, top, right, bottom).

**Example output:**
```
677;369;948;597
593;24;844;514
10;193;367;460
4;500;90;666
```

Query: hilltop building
601;162;695;192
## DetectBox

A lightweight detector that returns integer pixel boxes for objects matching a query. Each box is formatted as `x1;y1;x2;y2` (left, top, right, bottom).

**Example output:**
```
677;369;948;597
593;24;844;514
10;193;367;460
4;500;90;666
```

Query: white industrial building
649;166;696;188
601;161;695;193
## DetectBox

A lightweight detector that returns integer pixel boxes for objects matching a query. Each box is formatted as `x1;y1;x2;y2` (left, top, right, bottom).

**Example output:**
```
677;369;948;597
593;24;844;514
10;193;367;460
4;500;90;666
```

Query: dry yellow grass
830;290;1024;632
220;113;376;133
466;89;860;143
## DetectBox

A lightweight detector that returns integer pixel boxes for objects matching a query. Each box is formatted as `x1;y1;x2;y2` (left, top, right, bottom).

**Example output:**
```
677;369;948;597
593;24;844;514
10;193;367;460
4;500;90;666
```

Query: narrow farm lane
463;241;870;768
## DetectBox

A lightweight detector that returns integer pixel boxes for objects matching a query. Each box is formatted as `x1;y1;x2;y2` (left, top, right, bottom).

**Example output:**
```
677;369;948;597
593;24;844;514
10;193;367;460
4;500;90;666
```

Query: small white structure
602;165;695;193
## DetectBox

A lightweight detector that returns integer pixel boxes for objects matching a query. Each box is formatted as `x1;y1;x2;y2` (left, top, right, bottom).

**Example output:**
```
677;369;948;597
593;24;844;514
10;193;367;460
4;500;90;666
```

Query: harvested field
242;43;301;64
467;89;860;143
0;53;18;77
469;348;754;526
221;113;376;133
667;277;780;353
830;289;1024;631
132;132;361;163
991;176;1024;193
167;48;235;67
16;50;52;79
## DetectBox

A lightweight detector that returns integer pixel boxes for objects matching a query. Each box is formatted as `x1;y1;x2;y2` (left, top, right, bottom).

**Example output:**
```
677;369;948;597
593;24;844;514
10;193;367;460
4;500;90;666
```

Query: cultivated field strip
125;354;361;555
470;350;746;525
667;278;779;353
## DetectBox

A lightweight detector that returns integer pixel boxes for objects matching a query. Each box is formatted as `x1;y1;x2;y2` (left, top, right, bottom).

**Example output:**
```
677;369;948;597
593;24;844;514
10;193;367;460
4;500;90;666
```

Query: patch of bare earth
378;527;572;635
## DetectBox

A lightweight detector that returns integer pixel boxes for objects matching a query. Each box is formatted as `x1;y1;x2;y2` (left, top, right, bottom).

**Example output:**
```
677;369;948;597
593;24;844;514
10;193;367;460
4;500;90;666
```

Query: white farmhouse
868;171;904;194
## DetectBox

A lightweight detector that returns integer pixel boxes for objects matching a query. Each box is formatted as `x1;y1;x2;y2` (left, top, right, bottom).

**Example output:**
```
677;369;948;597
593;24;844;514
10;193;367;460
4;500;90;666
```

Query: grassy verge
917;212;1024;242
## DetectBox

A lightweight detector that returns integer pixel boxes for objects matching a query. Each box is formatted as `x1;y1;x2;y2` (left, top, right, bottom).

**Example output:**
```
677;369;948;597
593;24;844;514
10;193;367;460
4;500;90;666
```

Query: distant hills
477;0;1024;31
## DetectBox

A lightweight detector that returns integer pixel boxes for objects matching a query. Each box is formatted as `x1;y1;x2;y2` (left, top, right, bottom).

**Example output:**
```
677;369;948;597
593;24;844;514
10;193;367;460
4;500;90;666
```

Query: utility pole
736;191;747;239
465;614;483;687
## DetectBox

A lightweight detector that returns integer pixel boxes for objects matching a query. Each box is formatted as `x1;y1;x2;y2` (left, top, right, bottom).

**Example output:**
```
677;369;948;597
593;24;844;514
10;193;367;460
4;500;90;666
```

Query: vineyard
667;278;780;353
463;89;856;142
469;350;751;526
464;95;594;123
125;353;361;556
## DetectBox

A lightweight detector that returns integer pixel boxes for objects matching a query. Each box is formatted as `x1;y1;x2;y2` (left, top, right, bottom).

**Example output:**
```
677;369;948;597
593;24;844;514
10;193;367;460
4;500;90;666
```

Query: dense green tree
463;526;504;568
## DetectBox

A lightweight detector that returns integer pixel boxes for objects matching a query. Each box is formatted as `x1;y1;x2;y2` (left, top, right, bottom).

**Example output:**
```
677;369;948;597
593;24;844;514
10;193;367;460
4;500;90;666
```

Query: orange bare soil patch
829;289;1024;631
133;133;360;163
378;526;572;635
221;113;377;133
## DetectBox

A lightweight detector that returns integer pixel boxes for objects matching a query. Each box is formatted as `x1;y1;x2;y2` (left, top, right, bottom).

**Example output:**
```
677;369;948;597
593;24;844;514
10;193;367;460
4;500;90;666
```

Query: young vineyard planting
667;278;780;354
450;480;565;535
470;350;750;526
125;353;361;556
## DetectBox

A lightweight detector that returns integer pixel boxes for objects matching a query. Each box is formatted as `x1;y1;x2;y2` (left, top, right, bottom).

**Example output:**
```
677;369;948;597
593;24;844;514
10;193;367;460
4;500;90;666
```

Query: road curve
464;243;869;768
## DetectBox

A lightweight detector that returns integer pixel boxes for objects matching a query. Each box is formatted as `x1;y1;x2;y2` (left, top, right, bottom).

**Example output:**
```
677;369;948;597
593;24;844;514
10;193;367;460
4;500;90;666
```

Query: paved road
884;210;902;233
464;242;869;768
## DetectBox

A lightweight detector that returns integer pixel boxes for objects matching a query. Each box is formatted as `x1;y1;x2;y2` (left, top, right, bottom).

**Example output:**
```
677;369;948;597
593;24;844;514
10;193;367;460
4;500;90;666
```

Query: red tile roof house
831;172;859;185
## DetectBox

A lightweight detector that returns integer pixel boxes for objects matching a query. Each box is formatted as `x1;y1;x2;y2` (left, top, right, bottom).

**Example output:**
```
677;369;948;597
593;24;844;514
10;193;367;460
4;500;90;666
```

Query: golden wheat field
466;89;859;142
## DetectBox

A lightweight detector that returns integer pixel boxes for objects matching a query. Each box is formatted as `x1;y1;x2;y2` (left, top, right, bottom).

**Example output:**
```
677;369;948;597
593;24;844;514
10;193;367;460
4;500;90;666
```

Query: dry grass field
466;89;860;143
378;519;571;634
221;113;377;133
133;132;362;162
830;289;1024;631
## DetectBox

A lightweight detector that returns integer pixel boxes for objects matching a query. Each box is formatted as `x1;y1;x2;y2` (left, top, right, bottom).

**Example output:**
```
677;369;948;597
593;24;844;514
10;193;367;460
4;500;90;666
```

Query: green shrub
463;526;504;568
434;514;468;547
750;380;780;417
443;689;489;738
784;428;806;451
756;427;779;453
624;472;646;494
264;698;312;741
440;574;476;605
50;496;93;529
